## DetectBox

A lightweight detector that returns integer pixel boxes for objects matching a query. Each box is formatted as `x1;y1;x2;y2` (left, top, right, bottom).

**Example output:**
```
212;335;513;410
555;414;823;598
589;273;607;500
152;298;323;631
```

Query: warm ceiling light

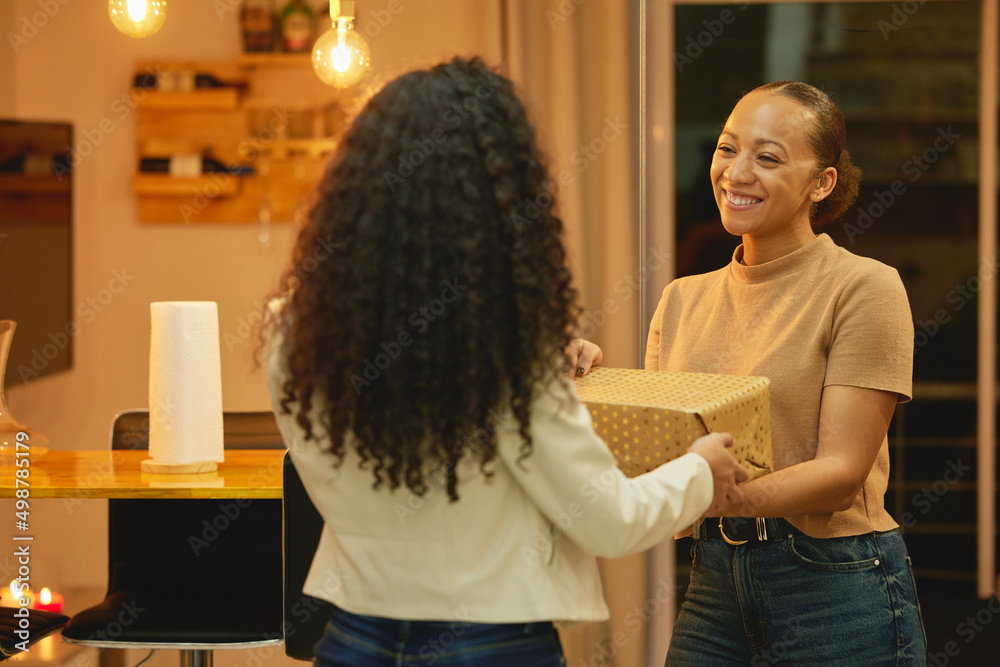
108;0;167;38
312;0;371;88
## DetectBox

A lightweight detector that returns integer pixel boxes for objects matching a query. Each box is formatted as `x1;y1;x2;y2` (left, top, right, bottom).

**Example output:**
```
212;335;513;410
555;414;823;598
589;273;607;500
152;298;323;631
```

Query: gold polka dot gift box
574;367;772;480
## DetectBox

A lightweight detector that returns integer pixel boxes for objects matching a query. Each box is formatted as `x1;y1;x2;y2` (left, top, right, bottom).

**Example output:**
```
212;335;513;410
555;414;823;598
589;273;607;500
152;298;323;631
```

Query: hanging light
109;0;167;39
312;0;371;88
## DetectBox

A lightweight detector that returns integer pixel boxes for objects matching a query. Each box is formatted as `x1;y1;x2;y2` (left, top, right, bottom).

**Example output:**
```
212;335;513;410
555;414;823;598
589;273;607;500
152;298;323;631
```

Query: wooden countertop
0;449;285;499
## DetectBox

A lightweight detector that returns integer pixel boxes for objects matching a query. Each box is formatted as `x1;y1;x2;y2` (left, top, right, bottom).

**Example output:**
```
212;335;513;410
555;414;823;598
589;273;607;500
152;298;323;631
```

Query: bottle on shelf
194;73;227;88
242;0;277;53
0;154;25;173
139;152;254;177
175;70;196;92
0;152;71;176
280;0;315;53
194;73;249;93
133;71;248;92
133;71;157;89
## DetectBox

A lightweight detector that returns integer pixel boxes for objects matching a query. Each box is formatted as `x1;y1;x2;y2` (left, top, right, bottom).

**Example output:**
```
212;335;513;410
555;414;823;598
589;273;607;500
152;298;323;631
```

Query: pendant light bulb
108;0;167;38
312;2;371;88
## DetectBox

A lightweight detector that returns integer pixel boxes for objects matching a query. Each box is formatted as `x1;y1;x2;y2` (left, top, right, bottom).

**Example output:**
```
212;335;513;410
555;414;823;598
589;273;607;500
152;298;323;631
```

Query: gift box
574;367;772;480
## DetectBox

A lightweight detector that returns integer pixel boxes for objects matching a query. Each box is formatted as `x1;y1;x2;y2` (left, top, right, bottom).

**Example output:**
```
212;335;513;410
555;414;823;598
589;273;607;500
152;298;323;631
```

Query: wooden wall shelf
132;173;242;197
268;138;337;159
238;53;313;68
0;174;69;194
133;58;344;224
134;89;241;111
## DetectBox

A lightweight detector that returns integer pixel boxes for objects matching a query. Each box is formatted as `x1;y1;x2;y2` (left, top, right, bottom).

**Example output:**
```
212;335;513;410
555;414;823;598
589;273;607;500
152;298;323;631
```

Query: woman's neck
740;222;817;266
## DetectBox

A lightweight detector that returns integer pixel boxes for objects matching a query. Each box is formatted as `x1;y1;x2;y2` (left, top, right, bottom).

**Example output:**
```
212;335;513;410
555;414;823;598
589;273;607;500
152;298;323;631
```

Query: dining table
0;448;288;666
0;448;285;499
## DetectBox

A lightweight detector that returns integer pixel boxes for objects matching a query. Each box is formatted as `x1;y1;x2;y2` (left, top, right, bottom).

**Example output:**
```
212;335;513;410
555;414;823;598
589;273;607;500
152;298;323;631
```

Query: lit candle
3;580;33;608
32;587;63;613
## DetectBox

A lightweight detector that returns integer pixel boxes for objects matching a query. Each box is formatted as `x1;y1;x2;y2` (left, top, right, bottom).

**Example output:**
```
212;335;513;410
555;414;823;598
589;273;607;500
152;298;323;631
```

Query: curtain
504;2;649;665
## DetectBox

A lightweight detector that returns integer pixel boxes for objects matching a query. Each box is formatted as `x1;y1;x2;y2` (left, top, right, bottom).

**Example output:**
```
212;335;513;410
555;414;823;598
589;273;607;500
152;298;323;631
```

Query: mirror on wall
672;1;980;382
0;119;73;386
657;0;986;601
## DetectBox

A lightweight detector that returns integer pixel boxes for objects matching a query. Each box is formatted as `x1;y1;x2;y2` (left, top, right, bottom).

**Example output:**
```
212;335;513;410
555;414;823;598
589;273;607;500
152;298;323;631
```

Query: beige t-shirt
646;233;913;538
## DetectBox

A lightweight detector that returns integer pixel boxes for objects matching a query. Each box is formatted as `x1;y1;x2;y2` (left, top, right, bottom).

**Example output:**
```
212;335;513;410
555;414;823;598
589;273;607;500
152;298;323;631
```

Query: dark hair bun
811;148;862;227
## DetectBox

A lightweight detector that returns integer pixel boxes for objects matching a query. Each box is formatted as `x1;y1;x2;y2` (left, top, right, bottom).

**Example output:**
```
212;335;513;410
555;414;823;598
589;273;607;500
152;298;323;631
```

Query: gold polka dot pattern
574;367;772;480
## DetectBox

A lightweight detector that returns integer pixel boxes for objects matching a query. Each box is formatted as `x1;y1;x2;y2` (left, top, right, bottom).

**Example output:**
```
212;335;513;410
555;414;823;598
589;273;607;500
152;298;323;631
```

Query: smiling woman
568;78;926;665
710;81;862;264
648;81;925;665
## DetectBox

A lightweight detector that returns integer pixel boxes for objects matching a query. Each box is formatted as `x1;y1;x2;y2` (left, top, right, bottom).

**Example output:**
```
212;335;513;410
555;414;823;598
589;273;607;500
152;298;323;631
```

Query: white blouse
268;348;713;623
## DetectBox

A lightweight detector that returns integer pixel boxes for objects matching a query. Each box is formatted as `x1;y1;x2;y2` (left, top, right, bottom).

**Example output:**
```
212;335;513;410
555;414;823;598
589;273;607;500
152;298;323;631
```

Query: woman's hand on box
564;339;603;378
689;432;749;516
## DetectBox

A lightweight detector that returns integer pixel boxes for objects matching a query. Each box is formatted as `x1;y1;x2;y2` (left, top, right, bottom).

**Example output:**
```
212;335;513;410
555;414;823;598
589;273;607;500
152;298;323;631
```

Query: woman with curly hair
263;57;747;666
573;81;926;664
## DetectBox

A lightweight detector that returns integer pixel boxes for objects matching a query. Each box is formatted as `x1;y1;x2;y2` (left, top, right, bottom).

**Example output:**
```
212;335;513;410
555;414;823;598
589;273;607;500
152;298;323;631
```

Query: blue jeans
666;526;926;666
313;605;566;666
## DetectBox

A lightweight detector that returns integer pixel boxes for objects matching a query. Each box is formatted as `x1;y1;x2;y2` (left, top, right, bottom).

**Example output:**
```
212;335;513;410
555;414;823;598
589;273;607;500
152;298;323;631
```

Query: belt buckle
718;518;748;545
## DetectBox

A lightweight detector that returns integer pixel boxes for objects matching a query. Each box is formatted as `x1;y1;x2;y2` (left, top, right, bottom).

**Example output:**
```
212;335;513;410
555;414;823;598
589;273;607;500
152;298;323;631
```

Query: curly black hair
264;57;580;501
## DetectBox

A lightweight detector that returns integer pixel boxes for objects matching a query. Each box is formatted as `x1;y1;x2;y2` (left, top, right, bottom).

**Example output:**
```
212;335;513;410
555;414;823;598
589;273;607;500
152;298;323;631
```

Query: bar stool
0;607;68;660
61;410;284;667
282;452;333;660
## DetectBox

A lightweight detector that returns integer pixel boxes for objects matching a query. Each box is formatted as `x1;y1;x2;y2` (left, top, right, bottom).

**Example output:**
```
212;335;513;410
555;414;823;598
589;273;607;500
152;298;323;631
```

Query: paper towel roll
148;301;225;466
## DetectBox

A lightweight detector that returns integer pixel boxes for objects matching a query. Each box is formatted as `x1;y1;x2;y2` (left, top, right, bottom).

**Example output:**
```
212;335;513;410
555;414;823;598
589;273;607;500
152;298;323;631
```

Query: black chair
0;607;68;660
282;452;333;661
61;410;284;667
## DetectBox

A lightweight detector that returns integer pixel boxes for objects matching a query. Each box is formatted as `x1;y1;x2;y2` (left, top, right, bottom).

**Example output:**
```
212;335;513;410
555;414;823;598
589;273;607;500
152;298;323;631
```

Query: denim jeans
666;526;926;666
313;605;566;666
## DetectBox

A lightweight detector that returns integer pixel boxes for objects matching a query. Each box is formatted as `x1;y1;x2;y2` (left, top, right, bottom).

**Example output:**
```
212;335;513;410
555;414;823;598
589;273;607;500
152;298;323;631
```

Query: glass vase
0;321;49;452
